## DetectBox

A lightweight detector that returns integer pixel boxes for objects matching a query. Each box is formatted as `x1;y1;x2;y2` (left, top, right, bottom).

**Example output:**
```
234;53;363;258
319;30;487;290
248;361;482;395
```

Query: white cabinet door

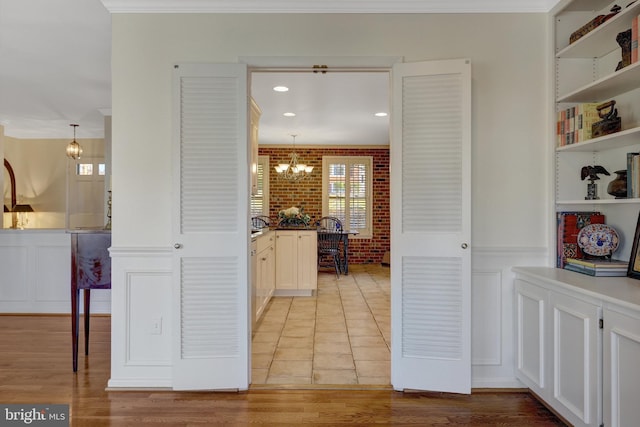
256;247;268;320
255;232;275;321
549;291;601;427
275;230;317;291
603;306;640;427
515;279;548;396
275;231;297;289
297;231;317;290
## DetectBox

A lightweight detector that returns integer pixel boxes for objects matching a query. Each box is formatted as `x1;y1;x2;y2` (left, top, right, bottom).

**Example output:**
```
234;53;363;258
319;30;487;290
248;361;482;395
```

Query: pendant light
274;135;313;181
66;124;83;160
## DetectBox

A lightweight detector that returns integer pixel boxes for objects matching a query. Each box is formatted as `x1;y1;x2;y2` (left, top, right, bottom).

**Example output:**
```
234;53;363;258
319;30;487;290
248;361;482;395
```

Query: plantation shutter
349;162;368;230
250;161;264;217
328;162;346;221
323;156;372;236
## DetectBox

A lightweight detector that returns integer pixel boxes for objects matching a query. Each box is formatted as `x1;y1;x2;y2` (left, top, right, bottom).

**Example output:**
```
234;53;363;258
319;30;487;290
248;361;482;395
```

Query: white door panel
172;63;250;390
391;59;471;394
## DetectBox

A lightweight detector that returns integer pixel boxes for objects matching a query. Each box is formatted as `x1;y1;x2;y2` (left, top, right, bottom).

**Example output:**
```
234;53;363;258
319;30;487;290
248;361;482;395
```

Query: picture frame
628;211;640;279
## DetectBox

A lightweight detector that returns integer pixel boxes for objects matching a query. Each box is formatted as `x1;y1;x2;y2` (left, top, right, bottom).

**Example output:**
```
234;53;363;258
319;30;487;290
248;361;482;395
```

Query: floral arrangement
278;206;311;227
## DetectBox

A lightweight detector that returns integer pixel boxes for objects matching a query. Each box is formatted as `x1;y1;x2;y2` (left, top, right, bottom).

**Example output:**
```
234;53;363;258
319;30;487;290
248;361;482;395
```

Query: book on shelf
633;14;639;64
556;103;600;146
556;211;605;268
565;257;628;269
576;103;600;142
564;263;628;277
629;152;640;198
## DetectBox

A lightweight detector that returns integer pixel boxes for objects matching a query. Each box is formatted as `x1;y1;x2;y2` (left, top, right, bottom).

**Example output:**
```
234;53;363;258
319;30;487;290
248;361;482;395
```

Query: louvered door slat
402;74;463;233
391;59;471;394
180;76;238;234
173;63;248;390
402;256;462;359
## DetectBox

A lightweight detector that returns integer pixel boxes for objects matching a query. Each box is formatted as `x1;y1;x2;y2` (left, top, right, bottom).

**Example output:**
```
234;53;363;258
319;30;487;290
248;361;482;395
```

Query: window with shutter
322;156;372;238
250;156;269;217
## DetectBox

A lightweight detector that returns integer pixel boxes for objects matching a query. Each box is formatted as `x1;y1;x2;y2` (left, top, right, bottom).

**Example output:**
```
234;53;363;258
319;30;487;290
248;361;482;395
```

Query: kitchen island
0;229;110;313
251;228;318;326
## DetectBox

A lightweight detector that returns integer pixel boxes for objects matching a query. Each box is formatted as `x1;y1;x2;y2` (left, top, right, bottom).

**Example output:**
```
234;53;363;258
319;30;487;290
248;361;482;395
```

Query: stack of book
627;151;640;198
556;103;600;147
564;258;629;277
633;14;639;64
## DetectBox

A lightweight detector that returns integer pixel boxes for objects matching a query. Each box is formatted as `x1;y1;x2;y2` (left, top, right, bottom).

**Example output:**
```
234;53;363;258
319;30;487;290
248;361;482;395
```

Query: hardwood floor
0;313;566;426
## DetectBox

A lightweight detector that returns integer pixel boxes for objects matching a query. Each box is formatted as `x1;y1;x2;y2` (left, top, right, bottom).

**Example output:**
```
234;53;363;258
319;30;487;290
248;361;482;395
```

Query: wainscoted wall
0;230;110;313
471;246;549;388
259;146;390;264
107;245;549;388
108;247;173;388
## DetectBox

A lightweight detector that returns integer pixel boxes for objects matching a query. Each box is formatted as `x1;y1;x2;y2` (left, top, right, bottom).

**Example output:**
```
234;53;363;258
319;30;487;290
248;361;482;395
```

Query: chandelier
66;124;83;160
274;135;313;181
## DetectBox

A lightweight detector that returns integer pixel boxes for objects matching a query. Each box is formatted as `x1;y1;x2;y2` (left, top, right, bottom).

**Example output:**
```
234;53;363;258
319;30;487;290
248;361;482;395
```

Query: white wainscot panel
108;247;173;389
126;271;172;365
0;246;29;302
0;231;103;313
471;246;549;388
35;245;70;302
472;271;501;366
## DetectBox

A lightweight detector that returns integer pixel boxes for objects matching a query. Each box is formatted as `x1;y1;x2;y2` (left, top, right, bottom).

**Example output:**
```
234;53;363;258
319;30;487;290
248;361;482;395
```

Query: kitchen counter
513;266;640;312
0;229;110;313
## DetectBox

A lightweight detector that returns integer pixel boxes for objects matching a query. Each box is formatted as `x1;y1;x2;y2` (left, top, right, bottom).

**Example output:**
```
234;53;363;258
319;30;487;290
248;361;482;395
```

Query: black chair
251;215;271;229
314;216;343;232
317;231;342;278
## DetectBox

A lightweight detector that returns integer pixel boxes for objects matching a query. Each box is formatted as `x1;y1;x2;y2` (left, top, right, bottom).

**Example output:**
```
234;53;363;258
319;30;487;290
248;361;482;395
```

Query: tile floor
251;264;391;386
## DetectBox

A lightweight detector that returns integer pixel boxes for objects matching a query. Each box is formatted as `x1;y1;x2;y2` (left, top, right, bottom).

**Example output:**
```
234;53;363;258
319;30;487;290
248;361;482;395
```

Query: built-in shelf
556;126;640;152
556;1;640;59
557;61;640;103
560;0;613;13
556;198;640;205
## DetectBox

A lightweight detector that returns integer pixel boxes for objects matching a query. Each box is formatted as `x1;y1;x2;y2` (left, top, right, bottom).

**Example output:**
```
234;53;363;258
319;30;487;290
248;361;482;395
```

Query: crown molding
100;0;560;14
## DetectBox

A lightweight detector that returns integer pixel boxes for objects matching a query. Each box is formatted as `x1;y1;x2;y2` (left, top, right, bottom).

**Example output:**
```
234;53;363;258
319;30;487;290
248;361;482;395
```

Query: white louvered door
390;59;471;393
172;63;250;390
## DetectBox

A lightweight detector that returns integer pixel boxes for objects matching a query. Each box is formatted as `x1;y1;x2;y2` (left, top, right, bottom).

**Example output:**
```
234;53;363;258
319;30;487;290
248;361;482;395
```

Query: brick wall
259;146;390;264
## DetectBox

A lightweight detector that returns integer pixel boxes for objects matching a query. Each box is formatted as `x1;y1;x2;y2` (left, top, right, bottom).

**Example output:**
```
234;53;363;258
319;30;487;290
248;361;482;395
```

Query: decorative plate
577;224;620;257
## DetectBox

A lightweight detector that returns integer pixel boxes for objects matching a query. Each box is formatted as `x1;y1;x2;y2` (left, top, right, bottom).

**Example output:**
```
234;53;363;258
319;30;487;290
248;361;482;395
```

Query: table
70;229;111;372
337;230;358;275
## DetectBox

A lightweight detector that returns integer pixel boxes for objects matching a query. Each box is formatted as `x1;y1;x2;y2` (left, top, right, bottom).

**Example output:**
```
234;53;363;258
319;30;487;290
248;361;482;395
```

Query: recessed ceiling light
374;112;388;117
283;112;296;117
273;86;289;92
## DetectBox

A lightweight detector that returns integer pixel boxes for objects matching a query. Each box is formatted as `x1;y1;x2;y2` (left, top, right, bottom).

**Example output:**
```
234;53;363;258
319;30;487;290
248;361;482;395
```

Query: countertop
513;266;640;312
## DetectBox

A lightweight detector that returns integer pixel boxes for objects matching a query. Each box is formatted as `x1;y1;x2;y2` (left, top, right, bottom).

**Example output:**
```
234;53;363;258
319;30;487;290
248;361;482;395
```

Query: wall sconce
13;204;34;229
66;124;83;160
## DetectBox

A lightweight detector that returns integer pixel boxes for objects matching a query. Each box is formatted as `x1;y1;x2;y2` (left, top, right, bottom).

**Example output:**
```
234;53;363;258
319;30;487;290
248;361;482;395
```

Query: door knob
461;243;468;249
174;243;183;249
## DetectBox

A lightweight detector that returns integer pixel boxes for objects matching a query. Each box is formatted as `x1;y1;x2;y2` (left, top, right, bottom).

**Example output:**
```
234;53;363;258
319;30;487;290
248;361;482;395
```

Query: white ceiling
251;71;390;145
0;0;560;142
0;0;112;139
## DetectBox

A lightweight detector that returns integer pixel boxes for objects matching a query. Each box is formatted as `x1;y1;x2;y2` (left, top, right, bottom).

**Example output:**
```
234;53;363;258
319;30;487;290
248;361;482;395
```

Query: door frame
244;56;398;386
243;56;471;393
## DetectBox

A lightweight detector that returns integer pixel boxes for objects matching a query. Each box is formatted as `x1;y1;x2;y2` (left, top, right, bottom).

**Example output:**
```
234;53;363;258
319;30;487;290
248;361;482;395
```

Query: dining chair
251;215;272;229
317;231;342;278
314;216;343;232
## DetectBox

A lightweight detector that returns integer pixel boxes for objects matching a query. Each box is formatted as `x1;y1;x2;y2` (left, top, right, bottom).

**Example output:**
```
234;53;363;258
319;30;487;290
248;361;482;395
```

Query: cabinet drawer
256;231;274;253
